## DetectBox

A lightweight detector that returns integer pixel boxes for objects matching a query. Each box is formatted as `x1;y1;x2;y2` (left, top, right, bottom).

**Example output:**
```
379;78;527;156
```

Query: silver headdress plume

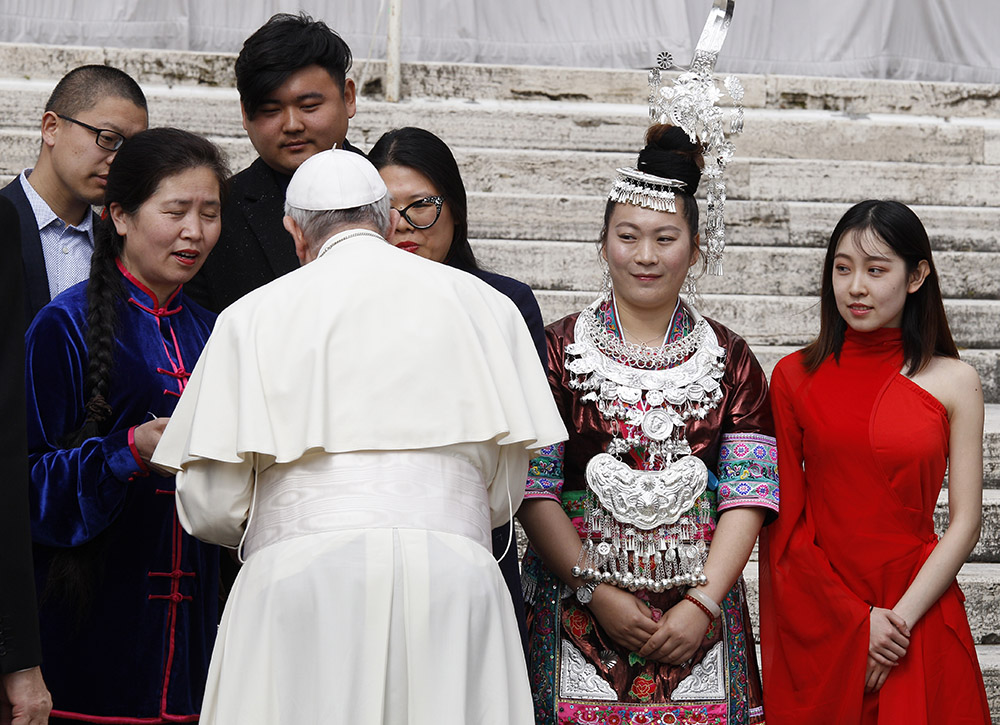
647;0;743;275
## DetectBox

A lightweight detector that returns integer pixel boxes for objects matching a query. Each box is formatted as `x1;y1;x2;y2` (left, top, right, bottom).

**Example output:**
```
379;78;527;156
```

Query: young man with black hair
1;65;148;326
185;12;361;313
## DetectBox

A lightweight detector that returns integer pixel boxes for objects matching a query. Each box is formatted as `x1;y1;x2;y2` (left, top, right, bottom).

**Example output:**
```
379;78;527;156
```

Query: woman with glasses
369;126;546;363
369;126;546;653
25;128;227;724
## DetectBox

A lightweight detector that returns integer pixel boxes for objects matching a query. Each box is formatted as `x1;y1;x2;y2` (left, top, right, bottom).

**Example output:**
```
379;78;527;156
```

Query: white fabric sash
243;451;491;558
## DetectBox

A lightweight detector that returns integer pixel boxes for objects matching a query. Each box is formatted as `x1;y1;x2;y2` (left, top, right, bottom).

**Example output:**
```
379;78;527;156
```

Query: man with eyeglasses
1;64;147;326
184;13;363;314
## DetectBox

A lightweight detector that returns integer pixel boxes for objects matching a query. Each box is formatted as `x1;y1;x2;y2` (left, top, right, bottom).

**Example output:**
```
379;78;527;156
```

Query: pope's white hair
284;195;391;250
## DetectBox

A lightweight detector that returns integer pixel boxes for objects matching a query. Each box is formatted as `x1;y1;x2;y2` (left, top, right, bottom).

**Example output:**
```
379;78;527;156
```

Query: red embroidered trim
52;516;200;719
158;513;185;715
49;709;198;723
163;285;182;308
155;323;190;400
128;297;182;318
148;593;193;603
139;502;197;720
116;259;183;314
148;569;196;580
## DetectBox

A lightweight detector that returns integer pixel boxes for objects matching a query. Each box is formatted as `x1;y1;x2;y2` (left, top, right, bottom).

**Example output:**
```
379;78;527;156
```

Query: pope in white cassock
152;149;567;725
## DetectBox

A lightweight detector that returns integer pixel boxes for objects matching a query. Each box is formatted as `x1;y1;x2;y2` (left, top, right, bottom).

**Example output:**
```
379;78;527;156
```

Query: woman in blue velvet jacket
369;127;546;653
25;128;228;724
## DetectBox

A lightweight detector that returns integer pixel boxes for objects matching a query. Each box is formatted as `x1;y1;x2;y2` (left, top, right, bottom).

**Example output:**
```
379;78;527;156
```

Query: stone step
0;79;241;133
743;561;1000;646
1;160;996;256
533;292;1000;349
3;43;1000;118
453;150;1000;208
4;79;999;165
473;240;1000;300
0;129;247;178
466;195;1000;252
355;107;1000;166
989;406;1000;490
4;129;1000;208
937;489;1000;563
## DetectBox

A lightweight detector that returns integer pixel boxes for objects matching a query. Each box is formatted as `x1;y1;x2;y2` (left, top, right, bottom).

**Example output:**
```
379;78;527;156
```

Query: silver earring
600;261;613;300
682;273;700;305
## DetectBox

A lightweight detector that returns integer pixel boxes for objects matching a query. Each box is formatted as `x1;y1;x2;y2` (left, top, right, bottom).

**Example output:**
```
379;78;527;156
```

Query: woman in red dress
760;200;991;723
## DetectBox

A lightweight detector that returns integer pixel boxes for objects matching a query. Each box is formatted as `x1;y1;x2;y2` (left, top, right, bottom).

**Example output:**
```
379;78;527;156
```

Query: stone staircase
2;42;999;719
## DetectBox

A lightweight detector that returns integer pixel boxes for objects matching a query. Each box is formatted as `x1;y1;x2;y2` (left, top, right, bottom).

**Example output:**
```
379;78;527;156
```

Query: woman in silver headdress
518;123;775;725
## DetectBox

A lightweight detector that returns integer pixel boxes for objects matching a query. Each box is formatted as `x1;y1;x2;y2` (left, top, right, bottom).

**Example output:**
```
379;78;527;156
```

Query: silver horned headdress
612;0;744;276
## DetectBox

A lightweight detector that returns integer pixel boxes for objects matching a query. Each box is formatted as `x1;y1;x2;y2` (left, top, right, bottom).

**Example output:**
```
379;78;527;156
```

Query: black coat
0;195;43;674
0;176;101;329
1;177;52;328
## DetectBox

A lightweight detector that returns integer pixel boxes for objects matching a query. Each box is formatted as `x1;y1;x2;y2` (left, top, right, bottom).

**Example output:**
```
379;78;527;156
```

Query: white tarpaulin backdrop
1;0;999;83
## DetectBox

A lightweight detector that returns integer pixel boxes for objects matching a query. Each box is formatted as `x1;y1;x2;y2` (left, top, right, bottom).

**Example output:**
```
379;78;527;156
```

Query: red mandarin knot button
169;592;184;603
171;570;184;579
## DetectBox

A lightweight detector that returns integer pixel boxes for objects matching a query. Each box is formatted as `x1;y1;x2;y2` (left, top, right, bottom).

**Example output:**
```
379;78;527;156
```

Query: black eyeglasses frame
56;114;127;152
394;195;445;230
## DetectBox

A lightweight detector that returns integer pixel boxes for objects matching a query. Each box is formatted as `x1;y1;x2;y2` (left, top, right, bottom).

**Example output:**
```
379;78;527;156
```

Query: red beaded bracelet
684;593;717;621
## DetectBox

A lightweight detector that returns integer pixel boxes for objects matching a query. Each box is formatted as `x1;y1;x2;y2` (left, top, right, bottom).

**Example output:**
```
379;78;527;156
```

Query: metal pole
386;0;402;102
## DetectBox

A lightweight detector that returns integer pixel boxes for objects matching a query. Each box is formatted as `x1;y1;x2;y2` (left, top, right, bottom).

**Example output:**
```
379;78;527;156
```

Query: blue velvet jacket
25;264;219;723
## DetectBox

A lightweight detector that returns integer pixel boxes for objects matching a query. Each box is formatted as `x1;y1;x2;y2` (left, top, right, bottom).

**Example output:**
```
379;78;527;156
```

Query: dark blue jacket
25;269;219;721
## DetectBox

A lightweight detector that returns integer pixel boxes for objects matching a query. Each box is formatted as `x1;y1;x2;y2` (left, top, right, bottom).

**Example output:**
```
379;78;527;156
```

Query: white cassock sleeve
174;457;255;548
488;445;529;530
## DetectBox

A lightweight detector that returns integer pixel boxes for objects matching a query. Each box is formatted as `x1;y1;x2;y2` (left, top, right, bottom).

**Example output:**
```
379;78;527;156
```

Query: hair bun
636;124;704;195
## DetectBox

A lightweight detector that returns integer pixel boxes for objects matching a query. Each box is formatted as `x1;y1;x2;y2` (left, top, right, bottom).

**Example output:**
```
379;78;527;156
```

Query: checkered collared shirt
19;169;95;301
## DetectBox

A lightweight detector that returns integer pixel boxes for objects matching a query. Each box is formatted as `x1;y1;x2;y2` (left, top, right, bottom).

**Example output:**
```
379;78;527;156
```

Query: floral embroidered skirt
522;545;765;725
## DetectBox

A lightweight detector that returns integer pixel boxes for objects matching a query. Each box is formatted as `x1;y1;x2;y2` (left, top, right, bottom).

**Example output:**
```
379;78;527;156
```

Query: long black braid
57;217;125;447
42;210;126;618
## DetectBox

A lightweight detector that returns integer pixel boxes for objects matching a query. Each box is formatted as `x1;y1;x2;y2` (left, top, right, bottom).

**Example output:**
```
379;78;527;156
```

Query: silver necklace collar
579;296;704;370
612;294;680;350
567;296;727;594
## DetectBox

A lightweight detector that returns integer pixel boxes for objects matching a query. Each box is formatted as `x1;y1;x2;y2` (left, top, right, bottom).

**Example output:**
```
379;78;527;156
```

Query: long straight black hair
801;200;958;375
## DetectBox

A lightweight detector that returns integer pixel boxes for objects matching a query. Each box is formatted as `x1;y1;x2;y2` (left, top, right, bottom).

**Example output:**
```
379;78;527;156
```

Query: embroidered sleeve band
716;432;779;514
525;442;565;501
